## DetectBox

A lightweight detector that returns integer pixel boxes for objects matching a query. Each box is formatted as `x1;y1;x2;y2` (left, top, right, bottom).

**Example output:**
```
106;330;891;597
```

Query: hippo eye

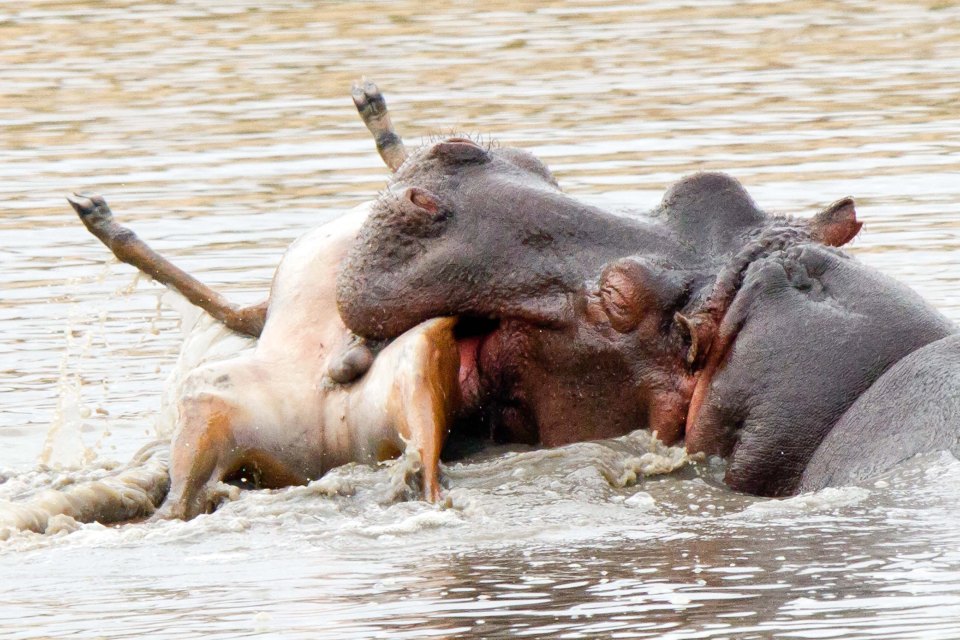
431;138;490;164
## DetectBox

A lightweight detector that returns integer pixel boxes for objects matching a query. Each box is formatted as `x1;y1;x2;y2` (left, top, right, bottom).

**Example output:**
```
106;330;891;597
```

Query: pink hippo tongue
457;333;485;404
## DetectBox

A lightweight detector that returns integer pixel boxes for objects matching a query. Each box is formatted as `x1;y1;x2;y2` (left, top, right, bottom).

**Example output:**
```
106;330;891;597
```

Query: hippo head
336;137;883;464
337;136;707;445
337;136;685;340
679;240;955;496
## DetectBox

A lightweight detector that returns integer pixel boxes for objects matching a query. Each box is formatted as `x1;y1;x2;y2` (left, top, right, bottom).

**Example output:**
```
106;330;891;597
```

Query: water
2;0;960;637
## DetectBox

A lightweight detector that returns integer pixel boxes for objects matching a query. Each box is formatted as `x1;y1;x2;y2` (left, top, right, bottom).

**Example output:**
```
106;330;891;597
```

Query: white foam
734;486;871;520
624;491;657;509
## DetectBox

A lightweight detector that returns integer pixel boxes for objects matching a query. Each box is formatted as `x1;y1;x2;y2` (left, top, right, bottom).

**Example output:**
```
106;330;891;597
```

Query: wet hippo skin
335;136;945;495
683;244;956;495
800;333;960;492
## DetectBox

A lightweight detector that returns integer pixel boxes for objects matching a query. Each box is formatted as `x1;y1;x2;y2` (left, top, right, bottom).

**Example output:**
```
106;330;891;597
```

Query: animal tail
66;193;267;338
0;440;170;540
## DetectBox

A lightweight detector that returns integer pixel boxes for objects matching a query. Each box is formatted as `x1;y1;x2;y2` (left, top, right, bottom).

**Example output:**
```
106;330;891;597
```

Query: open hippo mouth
337;129;888;468
452;315;501;407
449;312;566;446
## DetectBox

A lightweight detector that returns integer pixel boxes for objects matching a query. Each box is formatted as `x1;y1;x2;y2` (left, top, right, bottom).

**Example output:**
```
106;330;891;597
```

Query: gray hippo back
801;333;960;491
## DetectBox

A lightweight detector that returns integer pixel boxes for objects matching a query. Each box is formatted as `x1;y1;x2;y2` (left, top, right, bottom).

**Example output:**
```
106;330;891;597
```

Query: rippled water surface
2;1;960;638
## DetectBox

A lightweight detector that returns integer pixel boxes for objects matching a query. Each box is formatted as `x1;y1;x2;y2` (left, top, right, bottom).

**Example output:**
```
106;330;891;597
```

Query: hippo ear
431;137;490;164
810;197;861;247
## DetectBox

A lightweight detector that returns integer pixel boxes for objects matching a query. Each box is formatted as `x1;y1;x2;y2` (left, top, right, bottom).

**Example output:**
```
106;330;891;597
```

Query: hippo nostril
395;186;447;232
407;187;439;215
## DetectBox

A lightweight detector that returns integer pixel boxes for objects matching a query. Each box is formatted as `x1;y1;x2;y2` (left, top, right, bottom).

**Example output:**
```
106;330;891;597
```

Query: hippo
56;80;957;528
680;243;954;494
800;332;960;491
337;97;958;496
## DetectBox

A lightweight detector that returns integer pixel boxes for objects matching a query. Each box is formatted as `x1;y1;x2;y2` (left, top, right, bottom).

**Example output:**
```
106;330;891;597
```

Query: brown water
2;1;960;638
